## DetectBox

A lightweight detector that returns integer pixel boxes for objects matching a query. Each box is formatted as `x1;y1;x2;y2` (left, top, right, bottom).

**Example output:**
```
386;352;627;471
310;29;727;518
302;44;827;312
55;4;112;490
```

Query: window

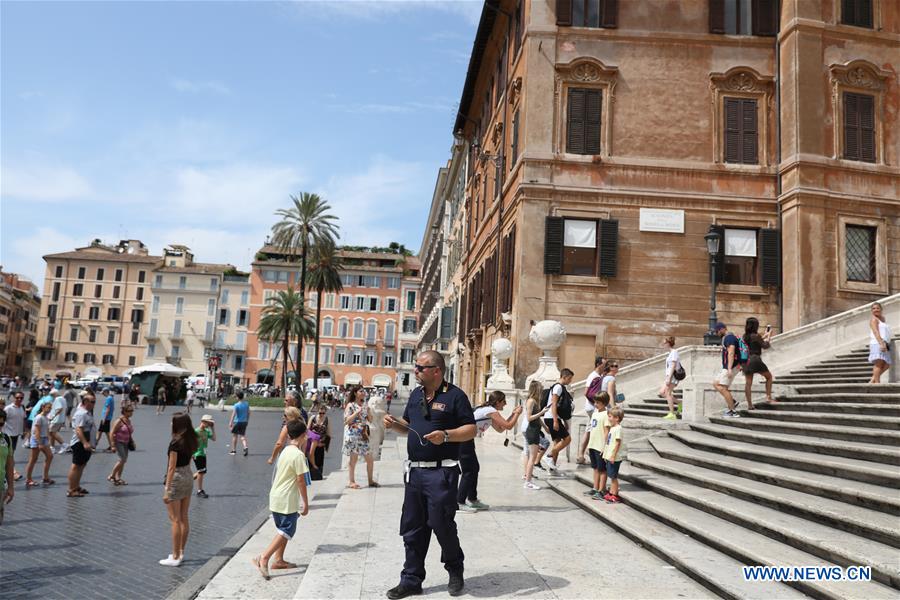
72;305;80;319
323;318;334;337
46;326;55;346
136;287;144;301
149;319;158;337
179;276;187;289
211;278;219;292
846;225;877;283
722;228;759;285
709;0;777;35
152;296;160;314
237;309;248;327
544;217;618;277
511;109;520;167
105;329;114;344
383;352;394;367
77;267;86;279
386;298;398;313
724;98;758;164
387;276;401;289
384;321;396;346
147;343;156;357
127;355;135;366
264;289;274;303
155;274;163;288
88;327;99;343
70;327;79;342
352;350;362;365
402;318;417;334
353;320;364;338
305;344;315;362
325;293;335;309
205;321;214;341
356;296;366;311
339;319;349;338
173;320;182;338
369;297;379;312
263;270;289;283
96;268;104;280
47;303;58;323
55;265;63;278
131;309;144;324
131;330;139;345
366;321;377;344
336;347;347;364
322;347;332;364
406;291;416;311
84;353;96;364
171;345;180;358
340;295;351;310
308;293;318;309
259;342;269;360
567;0;617;28
219;308;229;326
842;0;873;27
240;290;249;306
94;284;102;298
234;355;244;370
52;281;60;301
175;297;184;315
73;283;83;297
562;219;597;275
236;332;246;350
112;285;121;299
107;307;121;321
566;88;601;155
843;92;876;163
221;289;230;304
341;273;354;287
514;1;524;55
89;306;100;320
64;351;77;362
138;270;146;283
365;351;375;366
115;269;123;282
400;348;415;363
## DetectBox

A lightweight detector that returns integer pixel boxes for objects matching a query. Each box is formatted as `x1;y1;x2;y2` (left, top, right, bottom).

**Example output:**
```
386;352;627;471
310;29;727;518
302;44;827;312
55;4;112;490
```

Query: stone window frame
553;58;618;159
709;67;774;167
835;0;882;29
836;214;889;296
712;215;776;296
828;60;890;164
549;205;611;289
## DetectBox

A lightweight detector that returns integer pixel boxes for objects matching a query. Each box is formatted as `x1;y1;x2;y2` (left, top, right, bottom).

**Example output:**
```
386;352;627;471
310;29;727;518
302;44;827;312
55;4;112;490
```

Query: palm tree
306;240;344;391
256;287;315;395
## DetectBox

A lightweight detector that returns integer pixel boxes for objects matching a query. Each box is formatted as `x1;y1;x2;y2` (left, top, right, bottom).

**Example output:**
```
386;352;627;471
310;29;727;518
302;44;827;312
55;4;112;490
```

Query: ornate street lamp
703;227;722;346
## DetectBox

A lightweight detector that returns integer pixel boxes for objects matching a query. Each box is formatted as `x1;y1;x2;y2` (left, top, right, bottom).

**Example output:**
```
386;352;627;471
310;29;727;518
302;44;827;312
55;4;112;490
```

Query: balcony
169;333;184;342
145;331;160;341
383;338;395;348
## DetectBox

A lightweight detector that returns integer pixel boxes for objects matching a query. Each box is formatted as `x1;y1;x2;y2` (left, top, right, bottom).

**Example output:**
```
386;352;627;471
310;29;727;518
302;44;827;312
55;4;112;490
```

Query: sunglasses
414;364;438;373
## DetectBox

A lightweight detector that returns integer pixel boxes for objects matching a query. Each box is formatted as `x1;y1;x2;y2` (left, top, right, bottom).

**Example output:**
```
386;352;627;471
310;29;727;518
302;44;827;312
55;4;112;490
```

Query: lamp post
703;227;722;346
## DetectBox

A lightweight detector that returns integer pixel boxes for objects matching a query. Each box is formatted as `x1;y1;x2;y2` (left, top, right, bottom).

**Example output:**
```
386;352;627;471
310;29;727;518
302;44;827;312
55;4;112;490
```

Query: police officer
384;350;475;599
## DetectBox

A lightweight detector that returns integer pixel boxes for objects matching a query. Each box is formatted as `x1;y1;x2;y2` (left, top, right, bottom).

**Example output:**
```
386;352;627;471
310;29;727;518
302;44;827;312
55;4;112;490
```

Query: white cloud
170;78;231;95
292;0;483;26
1;164;93;201
6;227;85;291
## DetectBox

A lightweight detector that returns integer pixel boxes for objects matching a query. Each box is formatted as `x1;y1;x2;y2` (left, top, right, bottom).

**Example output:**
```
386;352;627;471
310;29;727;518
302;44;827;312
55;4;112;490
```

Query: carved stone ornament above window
556;58;619;89
508;77;523;106
709;67;774;94
829;60;889;91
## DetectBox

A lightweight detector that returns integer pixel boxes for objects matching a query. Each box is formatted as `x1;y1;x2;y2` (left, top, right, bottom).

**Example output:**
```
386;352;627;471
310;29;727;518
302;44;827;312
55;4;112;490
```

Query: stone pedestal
524;320;567;390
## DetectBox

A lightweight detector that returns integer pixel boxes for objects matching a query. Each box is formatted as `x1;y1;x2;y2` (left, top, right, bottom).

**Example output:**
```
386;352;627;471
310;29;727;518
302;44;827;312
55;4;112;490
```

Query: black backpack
540;385;573;420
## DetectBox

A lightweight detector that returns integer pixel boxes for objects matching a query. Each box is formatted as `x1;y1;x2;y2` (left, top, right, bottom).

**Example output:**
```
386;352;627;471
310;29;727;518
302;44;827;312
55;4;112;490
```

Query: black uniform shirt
403;381;475;462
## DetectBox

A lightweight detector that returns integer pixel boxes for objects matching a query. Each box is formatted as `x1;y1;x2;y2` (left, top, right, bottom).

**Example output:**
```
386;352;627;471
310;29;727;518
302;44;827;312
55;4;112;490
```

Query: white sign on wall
639;208;685;234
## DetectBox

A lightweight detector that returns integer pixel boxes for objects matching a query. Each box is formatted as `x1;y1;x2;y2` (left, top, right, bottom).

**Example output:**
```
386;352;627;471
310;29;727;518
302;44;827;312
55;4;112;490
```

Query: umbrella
129;362;191;376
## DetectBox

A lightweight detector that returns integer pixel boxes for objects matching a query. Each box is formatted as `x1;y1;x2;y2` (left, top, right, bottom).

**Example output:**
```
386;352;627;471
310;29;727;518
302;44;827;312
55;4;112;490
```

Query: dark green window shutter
544;217;564;274
760;228;781;287
511;110;520;167
709;0;725;33
741;98;759;164
567;89;586;153
599;219;618;277
585;89;602;154
844;92;860;161
600;0;618;28
557;0;573;26
752;0;778;36
724;98;741;163
441;306;453;339
711;225;726;283
859;94;876;162
458;291;467;342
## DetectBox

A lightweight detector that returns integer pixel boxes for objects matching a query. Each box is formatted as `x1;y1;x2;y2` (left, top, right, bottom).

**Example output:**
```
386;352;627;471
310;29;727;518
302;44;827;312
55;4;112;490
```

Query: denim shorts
589;448;606;471
272;511;299;539
606;460;622;479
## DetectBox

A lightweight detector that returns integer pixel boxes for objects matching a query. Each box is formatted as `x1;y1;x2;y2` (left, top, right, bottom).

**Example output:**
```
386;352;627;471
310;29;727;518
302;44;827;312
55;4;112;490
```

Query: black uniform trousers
456;439;479;505
400;466;464;587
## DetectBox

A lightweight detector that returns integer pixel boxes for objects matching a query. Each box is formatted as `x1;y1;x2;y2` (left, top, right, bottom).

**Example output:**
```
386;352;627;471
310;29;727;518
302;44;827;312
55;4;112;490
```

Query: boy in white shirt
602;407;626;503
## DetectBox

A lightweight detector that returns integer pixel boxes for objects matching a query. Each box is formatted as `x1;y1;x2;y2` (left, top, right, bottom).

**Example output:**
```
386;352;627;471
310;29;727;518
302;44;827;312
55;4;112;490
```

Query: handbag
361;424;370;442
673;364;687;381
127;439;136;451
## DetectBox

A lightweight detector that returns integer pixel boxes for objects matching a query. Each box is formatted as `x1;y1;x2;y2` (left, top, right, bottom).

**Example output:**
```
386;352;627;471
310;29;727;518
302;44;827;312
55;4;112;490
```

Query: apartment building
449;0;898;395
213;273;251;384
397;257;421;398
36;240;156;378
146;245;232;377
0;271;40;378
246;244;420;391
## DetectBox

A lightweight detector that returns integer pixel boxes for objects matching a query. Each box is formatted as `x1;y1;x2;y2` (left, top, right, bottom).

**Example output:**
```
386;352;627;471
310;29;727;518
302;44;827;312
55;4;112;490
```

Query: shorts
115;441;130;462
543;419;570;441
193;455;207;474
71;441;93;466
606;460;622;479
538;435;550;451
272;511;299;539
50;422;64;433
742;356;769;376
589;448;606;471
231;421;247;436
716;368;737;387
98;420;111;433
524;426;541;446
166;465;193;502
28;436;49;449
9;435;18;451
66;406;73;417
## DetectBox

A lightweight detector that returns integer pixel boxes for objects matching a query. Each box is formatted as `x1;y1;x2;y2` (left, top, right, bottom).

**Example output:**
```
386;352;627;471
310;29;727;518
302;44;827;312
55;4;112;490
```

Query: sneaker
159;556;182;567
583;488;598;496
591;490;606;500
448;571;465;597
676;404;683;415
457;503;478;514
722;410;741;418
386;584;423;599
197;490;209;498
605;494;622;504
540;455;554;470
228;450;236;455
467;500;490;510
603;492;615;501
524;481;541;490
243;447;248;457
663;412;677;421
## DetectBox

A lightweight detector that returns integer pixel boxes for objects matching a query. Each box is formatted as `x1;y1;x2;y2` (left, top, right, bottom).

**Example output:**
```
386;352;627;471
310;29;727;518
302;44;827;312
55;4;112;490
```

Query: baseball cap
201;414;215;423
714;322;727;331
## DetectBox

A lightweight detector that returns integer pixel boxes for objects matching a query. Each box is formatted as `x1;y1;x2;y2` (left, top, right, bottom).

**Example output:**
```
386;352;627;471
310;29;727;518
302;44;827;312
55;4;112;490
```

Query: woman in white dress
868;302;893;384
660;337;681;420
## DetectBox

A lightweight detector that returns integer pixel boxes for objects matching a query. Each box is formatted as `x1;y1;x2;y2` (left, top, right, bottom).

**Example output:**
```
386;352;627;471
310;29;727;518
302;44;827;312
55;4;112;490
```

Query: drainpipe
775;0;783;334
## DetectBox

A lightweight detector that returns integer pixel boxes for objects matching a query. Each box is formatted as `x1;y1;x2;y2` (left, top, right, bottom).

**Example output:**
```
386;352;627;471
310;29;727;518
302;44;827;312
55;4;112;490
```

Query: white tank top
870;320;893;344
473;406;498;435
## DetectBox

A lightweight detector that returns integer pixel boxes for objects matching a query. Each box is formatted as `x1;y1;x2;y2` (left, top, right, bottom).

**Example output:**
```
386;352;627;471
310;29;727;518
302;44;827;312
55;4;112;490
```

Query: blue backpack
738;338;750;362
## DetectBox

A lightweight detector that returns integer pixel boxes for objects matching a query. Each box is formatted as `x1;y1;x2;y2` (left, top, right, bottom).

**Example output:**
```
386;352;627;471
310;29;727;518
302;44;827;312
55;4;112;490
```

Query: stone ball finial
491;337;513;360
529;320;567;352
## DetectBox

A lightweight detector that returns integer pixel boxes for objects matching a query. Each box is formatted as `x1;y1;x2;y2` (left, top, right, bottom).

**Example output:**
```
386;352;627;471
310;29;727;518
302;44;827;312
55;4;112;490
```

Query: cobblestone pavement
0;400;344;600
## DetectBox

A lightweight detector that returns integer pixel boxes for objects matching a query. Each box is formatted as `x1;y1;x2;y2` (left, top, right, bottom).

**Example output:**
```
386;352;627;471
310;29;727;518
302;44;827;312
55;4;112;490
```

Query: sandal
271;560;297;570
42;479;55;485
67;490;85;497
26;480;38;487
117;479;128;486
107;475;116;482
575;457;587;465
368;481;380;488
251;555;270;580
78;487;89;494
347;482;361;489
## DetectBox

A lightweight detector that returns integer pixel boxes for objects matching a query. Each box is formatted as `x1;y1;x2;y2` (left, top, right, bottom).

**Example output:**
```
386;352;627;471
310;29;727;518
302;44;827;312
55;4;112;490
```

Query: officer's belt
403;459;459;482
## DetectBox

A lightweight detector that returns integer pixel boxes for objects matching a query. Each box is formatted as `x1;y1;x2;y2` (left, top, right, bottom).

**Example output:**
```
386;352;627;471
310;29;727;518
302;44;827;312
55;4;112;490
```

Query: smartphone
765;324;772;332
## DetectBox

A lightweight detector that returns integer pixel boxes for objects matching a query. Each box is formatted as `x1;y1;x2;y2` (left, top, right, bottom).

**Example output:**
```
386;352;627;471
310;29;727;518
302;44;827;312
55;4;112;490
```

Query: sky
0;0;482;291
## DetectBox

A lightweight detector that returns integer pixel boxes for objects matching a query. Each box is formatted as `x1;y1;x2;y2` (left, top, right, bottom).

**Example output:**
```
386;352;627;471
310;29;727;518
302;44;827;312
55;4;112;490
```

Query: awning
129;362;191;377
371;374;392;387
256;369;274;383
286;370;297;383
344;372;362;385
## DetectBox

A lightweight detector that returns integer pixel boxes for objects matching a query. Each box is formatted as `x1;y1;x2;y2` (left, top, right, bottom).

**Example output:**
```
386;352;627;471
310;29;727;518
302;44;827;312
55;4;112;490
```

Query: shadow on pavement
316;542;375;554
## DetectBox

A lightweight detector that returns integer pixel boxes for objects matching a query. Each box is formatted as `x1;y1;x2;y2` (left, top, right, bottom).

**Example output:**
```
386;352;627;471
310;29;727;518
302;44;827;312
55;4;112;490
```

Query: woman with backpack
742;317;775;408
661;337;682;420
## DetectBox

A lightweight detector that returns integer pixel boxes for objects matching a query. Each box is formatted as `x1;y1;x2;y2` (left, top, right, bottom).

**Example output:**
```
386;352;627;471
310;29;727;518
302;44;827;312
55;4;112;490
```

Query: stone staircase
545;345;900;599
624;389;683;418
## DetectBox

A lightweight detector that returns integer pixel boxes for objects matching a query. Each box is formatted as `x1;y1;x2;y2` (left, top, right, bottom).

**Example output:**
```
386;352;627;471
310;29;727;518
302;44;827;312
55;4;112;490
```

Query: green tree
256;287;315;394
306;240;344;390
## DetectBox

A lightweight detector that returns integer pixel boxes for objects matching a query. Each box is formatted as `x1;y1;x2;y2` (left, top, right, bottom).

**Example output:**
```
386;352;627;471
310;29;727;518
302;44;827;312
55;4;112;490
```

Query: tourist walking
267;406;303;465
3;392;25;481
229;391;250;456
577;357;606;464
186;388;195;414
541;368;575;471
522;381;549;489
64;383;78;426
661;338;682;420
0;409;14;525
742;317;775;408
96;389;116;452
713;322;743;417
307;405;330;480
156;385;168;415
160;412;198;567
342;385;376;489
127;386;140;411
457;391;521;513
24;401;54;486
193;414;215;498
67;391;96;498
383;351;476;599
108;404;135;485
49;390;67;453
868;301;893;384
601;362;619;408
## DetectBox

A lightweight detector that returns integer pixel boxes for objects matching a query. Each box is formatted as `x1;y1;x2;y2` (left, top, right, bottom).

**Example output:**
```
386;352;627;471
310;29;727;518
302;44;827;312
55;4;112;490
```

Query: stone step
816;357;873;365
789;367;875;376
688;422;900;466
560;476;898;599
778;375;872;383
668;429;900;488
791;383;900;395
620;466;900;590
740;408;900;431
626;450;900;549
625;408;681;419
757;401;900;416
649;434;900;515
706;415;900;446
543;476;806;600
776;393;900;404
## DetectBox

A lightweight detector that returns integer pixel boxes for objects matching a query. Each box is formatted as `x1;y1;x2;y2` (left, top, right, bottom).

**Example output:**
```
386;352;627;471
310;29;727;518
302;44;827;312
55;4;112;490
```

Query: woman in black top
160;412;198;567
741;317;775;409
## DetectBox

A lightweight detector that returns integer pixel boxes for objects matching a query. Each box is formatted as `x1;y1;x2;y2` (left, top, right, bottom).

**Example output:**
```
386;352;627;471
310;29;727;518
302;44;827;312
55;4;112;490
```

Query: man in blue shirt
713;322;742;417
229;391;250;457
384;350;475;599
95;389;116;451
